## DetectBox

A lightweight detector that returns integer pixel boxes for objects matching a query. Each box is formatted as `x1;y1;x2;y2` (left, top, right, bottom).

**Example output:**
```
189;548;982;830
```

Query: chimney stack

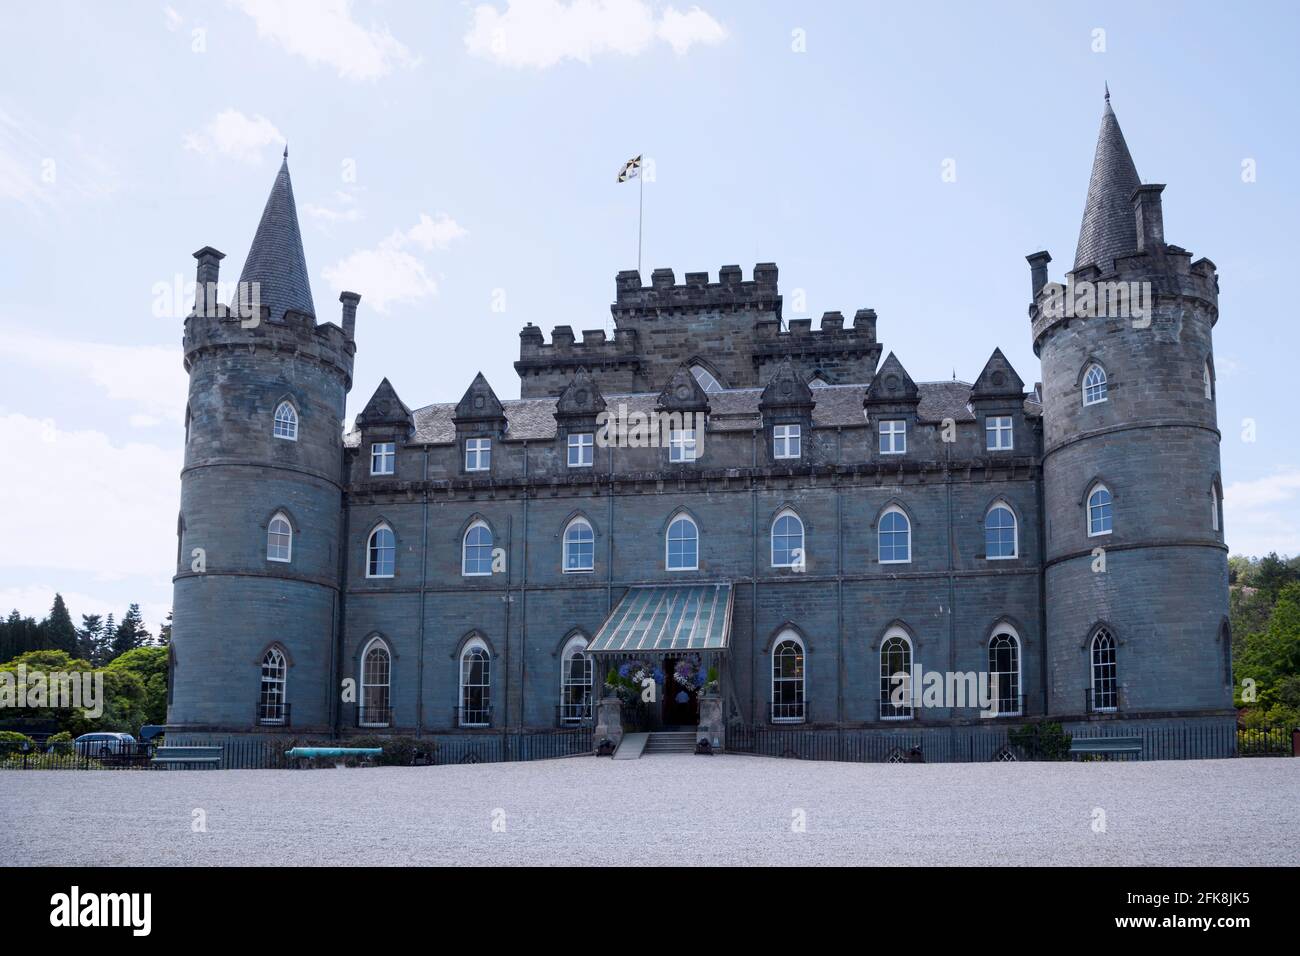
1026;250;1052;298
339;291;360;341
1132;184;1166;253
192;246;225;316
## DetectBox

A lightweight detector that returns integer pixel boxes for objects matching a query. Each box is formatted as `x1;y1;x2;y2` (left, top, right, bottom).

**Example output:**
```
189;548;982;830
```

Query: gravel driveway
1;755;1296;866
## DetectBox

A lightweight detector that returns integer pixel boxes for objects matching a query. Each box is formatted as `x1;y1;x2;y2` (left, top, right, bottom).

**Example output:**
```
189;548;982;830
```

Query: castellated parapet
517;264;882;397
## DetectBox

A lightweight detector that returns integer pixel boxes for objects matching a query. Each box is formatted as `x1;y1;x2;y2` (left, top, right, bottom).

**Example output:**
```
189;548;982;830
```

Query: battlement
183;307;356;387
612;264;782;320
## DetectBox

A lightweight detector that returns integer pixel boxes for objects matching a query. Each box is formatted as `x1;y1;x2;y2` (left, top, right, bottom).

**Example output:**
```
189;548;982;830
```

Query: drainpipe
416;445;429;736
519;440;529;734
946;434;957;725
750;427;758;726
503;512;514;744
332;458;349;739
1036;431;1049;717
836;426;844;729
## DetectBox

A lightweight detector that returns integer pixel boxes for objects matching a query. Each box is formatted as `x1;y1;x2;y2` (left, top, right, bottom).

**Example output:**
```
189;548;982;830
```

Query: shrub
0;731;33;747
1009;721;1072;760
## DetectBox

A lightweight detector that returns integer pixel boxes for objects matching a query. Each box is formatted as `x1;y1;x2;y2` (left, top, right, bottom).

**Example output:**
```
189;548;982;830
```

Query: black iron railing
257;701;291;726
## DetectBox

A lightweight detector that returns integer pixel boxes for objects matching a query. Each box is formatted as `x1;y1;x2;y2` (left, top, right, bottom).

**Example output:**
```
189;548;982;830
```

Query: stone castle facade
167;98;1235;756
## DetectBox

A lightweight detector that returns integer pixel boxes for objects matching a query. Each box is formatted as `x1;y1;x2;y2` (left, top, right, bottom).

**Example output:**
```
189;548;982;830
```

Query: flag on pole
617;155;641;183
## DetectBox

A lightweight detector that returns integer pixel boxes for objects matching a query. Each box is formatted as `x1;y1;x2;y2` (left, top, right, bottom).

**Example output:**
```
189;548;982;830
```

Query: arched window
1203;360;1214;400
666;514;698;571
563;517;594;573
258;647;287;724
359;637;391;727
1082;364;1107;405
367;524;395;578
462;521;494;576
771;509;804;568
878;506;911;564
460;640;491;727
273;401;298;440
559;635;592;724
985;503;1017;559
771;633;806;722
1090;628;1117;712
1087;484;1113;536
267;512;292;563
1211;483;1221;533
879;630;913;720
988;631;1021;715
690;364;723;393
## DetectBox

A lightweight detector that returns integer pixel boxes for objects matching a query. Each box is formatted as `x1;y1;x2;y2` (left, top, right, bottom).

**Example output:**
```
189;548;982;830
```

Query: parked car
74;732;136;758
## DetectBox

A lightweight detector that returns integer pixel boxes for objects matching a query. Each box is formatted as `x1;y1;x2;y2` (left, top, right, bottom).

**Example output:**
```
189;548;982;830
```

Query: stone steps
644;731;696;754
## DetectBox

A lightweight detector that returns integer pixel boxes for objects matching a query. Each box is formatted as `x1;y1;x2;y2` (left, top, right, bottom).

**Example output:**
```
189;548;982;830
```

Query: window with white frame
986;416;1013;451
808;377;829;388
690;365;723;393
563;517;594;572
1088;484;1113;536
879;419;906;455
367;524;395;577
988;632;1021;715
771;634;805;722
460;640;491;727
463;521;494;576
1090;628;1117;712
258;647;287;724
1204;360;1214;400
669;428;698;462
559;635;592;724
773;424;801;460
273;401;298;440
465;437;491;472
771;509;804;568
370;441;395;475
1211;485;1221;532
267;512;292;563
878;506;911;563
359;637;391;727
879;631;913;720
985;503;1017;559
666;514;698;570
1082;364;1108;405
567;432;594;468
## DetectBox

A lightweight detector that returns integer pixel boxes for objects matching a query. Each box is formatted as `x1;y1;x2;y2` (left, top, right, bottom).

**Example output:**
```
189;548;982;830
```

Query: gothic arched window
1082;364;1108;406
258;647;287;724
878;506;911;564
367;524;395;578
879;630;913;720
563;517;595;573
267;512;292;563
463;521;494;576
460;639;491;727
985;503;1017;559
273;401;298;440
666;514;699;571
359;637;391;727
1090;628;1118;712
771;633;806;723
988;631;1021;715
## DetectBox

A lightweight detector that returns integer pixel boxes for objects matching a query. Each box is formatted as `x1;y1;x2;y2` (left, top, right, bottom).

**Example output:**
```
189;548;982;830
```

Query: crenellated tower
1030;93;1232;723
169;154;360;735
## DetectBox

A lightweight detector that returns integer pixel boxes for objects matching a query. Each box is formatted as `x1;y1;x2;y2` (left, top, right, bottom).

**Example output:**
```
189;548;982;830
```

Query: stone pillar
697;695;724;752
594;696;623;752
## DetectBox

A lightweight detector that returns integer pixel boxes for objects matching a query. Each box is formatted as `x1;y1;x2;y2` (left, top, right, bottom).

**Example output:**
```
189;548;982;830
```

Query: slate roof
233;155;317;320
346;381;1041;447
1074;93;1142;272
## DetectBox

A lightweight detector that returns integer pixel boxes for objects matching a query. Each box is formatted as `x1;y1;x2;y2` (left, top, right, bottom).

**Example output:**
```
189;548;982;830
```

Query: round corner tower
1030;95;1232;725
169;156;358;736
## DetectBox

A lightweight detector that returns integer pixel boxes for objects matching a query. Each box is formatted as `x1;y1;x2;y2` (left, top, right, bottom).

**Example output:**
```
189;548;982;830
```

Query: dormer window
370;442;395;476
879;419;906;455
465;437;491;472
273;401;298;441
568;433;594;468
669;428;698;463
986;416;1013;451
773;424;801;460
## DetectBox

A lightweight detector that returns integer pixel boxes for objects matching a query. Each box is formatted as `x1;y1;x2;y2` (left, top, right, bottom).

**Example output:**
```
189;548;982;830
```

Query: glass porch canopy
588;584;734;654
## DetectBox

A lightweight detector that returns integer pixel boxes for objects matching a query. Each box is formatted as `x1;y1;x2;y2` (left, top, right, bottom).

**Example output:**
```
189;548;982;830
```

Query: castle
166;96;1235;759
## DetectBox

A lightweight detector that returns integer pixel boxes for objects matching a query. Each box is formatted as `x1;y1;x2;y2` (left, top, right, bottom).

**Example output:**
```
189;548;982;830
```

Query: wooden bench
151;745;223;769
1069;736;1142;759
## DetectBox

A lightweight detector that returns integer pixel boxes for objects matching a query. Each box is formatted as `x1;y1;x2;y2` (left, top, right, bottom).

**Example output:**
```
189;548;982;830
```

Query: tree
78;614;104;662
97;614;116;667
0;610;41;661
106;646;169;725
1236;581;1300;729
108;605;149;661
157;610;172;647
38;594;78;656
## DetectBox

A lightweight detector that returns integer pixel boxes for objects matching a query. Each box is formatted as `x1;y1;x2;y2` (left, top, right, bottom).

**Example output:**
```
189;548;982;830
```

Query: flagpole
637;159;644;277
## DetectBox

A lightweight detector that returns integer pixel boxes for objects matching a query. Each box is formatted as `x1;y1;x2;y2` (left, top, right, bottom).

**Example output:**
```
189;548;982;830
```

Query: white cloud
0;415;180;583
465;0;726;69
322;213;467;312
1224;468;1300;558
163;5;183;31
0;109;118;211
183;109;284;164
0;330;185;424
234;0;417;81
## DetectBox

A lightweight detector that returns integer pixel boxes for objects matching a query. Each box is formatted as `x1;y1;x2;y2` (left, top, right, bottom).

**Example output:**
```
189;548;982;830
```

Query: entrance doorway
661;656;700;728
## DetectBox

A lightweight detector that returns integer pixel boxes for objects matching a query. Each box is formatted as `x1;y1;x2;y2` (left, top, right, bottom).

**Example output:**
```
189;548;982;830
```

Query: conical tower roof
1073;90;1141;272
233;151;316;320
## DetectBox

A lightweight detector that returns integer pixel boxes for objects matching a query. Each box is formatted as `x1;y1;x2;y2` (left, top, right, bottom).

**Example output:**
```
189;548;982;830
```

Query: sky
1;0;1298;633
